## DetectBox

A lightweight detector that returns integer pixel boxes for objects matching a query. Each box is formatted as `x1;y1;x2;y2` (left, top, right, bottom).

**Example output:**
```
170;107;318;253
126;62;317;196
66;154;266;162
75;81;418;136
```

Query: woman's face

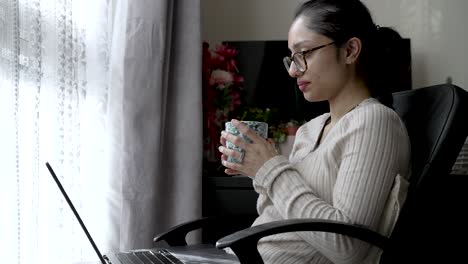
287;16;350;102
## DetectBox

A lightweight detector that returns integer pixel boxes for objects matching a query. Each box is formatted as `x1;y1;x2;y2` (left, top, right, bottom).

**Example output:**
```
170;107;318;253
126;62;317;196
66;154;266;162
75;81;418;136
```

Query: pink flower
214;44;238;60
230;92;242;111
209;69;234;89
233;75;244;85
209;44;239;72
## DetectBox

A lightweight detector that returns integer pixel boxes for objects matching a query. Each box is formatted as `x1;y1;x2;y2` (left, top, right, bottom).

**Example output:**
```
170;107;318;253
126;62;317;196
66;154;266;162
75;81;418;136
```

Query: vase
279;135;295;158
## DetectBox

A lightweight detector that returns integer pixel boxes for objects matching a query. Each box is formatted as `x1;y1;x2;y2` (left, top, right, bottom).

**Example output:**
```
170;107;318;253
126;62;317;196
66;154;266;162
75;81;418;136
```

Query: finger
221;154;241;167
218;146;243;161
267;138;279;151
231;119;264;143
221;159;242;172
221;130;248;150
267;138;275;145
221;154;228;161
224;168;241;175
220;133;227;147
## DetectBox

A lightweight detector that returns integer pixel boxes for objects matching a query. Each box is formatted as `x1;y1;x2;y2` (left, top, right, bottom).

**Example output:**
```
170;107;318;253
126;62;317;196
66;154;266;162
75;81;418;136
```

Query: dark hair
295;0;408;105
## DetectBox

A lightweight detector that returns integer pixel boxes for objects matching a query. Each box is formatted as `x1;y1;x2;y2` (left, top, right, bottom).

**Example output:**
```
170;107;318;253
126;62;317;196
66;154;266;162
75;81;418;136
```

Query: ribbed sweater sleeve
252;100;410;264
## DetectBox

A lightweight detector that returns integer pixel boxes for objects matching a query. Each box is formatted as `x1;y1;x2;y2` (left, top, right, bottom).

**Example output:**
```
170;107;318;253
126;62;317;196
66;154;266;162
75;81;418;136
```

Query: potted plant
284;120;301;136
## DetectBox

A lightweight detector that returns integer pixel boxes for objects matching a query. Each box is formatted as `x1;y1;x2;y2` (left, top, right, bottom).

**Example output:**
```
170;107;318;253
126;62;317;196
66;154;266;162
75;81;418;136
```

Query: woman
219;0;411;263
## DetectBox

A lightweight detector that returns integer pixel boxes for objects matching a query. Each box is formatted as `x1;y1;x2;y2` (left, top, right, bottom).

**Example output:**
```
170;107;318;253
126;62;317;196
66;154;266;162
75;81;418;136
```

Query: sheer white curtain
0;0;113;263
0;0;203;263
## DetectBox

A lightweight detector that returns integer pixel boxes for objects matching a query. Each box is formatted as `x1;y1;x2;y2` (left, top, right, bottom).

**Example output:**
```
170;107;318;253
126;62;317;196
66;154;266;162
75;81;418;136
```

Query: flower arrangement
202;42;245;162
240;107;277;123
202;41;307;170
240;107;305;144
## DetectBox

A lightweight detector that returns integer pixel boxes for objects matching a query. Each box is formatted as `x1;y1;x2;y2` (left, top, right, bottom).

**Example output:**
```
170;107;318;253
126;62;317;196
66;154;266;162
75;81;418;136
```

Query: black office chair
154;84;468;263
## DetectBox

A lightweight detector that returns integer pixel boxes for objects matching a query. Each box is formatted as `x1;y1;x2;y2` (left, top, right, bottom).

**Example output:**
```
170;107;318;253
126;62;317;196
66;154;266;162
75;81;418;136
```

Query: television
223;39;412;122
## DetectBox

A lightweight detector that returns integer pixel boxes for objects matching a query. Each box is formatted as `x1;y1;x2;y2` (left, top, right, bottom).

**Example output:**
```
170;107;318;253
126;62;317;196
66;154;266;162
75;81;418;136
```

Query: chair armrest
154;216;218;246
215;219;389;264
153;215;256;246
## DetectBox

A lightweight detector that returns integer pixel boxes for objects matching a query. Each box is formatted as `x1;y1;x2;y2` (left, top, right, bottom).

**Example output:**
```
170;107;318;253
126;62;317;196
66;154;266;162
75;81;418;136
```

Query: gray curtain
108;0;202;250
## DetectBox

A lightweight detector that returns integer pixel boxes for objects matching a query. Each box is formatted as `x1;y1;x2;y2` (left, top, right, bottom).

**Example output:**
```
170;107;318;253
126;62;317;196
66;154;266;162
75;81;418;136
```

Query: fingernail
221;131;226;136
218;146;223;152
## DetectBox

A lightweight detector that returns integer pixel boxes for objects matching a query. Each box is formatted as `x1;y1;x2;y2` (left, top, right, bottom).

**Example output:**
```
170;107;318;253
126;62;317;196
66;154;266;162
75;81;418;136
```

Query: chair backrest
381;84;468;262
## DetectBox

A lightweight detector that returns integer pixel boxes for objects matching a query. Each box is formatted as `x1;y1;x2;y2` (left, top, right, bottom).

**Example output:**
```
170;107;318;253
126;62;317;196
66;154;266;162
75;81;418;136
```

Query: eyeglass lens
283;54;306;73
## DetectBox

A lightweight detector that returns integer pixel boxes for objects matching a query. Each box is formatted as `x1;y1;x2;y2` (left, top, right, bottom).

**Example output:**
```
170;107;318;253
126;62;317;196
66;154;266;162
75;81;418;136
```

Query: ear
343;37;362;64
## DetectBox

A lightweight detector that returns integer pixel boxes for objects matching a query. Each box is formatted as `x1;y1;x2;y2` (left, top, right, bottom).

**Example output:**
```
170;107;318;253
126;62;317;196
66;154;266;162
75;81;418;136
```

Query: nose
287;62;302;78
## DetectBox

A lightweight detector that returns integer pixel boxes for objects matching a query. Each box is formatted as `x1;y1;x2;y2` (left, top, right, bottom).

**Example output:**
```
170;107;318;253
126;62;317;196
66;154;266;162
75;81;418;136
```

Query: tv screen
223;40;328;123
223;39;412;122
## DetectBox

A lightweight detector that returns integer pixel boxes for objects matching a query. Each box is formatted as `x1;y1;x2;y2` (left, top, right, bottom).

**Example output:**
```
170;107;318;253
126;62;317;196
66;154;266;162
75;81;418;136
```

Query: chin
303;93;326;103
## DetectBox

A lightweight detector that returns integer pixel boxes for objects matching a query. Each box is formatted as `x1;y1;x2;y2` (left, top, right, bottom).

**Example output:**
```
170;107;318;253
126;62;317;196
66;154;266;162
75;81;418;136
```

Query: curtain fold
108;0;202;250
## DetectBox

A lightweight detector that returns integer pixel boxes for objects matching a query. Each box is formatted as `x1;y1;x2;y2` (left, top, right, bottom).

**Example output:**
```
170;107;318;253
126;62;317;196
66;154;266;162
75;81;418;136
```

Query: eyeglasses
283;42;335;73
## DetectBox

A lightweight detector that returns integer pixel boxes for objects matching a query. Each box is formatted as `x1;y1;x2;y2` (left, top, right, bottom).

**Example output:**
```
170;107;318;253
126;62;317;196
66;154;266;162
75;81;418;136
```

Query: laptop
45;162;240;264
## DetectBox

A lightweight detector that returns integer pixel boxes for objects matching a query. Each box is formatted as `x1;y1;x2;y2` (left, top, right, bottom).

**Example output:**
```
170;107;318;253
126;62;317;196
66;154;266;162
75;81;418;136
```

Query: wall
202;0;468;90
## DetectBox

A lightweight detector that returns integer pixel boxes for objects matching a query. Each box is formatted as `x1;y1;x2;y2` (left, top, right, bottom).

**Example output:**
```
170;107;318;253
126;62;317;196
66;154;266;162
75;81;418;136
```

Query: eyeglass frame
283;41;336;73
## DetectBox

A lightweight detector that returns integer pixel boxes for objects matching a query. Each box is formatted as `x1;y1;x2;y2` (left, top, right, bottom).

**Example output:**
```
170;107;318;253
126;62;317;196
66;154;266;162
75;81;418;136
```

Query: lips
297;81;310;92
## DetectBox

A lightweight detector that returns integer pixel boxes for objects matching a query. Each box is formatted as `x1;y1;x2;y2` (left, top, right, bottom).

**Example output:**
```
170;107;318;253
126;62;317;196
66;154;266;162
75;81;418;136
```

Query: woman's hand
219;119;278;177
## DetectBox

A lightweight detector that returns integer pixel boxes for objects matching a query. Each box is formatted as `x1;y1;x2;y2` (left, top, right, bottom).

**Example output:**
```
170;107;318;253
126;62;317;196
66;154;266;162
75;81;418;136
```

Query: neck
328;80;371;124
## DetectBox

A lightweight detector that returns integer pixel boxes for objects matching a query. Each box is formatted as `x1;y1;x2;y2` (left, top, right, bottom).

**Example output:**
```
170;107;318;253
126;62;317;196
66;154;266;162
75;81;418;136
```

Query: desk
203;174;468;215
201;176;257;243
202;176;258;217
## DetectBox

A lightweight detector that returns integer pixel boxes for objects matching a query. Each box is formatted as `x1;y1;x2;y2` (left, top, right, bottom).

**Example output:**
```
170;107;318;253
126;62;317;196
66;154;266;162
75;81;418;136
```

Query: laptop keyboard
117;249;184;264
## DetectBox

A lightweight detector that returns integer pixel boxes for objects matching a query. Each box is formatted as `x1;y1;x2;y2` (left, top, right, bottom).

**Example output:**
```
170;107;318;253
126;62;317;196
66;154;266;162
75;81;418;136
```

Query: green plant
270;126;287;144
240;107;278;123
239;107;307;144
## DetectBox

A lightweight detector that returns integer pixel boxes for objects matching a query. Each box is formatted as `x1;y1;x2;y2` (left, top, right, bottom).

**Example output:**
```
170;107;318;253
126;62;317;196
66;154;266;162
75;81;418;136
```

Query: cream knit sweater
251;98;411;264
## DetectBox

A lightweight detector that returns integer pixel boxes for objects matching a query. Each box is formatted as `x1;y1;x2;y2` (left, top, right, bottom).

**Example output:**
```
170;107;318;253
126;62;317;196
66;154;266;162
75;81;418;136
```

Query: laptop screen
45;162;108;264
